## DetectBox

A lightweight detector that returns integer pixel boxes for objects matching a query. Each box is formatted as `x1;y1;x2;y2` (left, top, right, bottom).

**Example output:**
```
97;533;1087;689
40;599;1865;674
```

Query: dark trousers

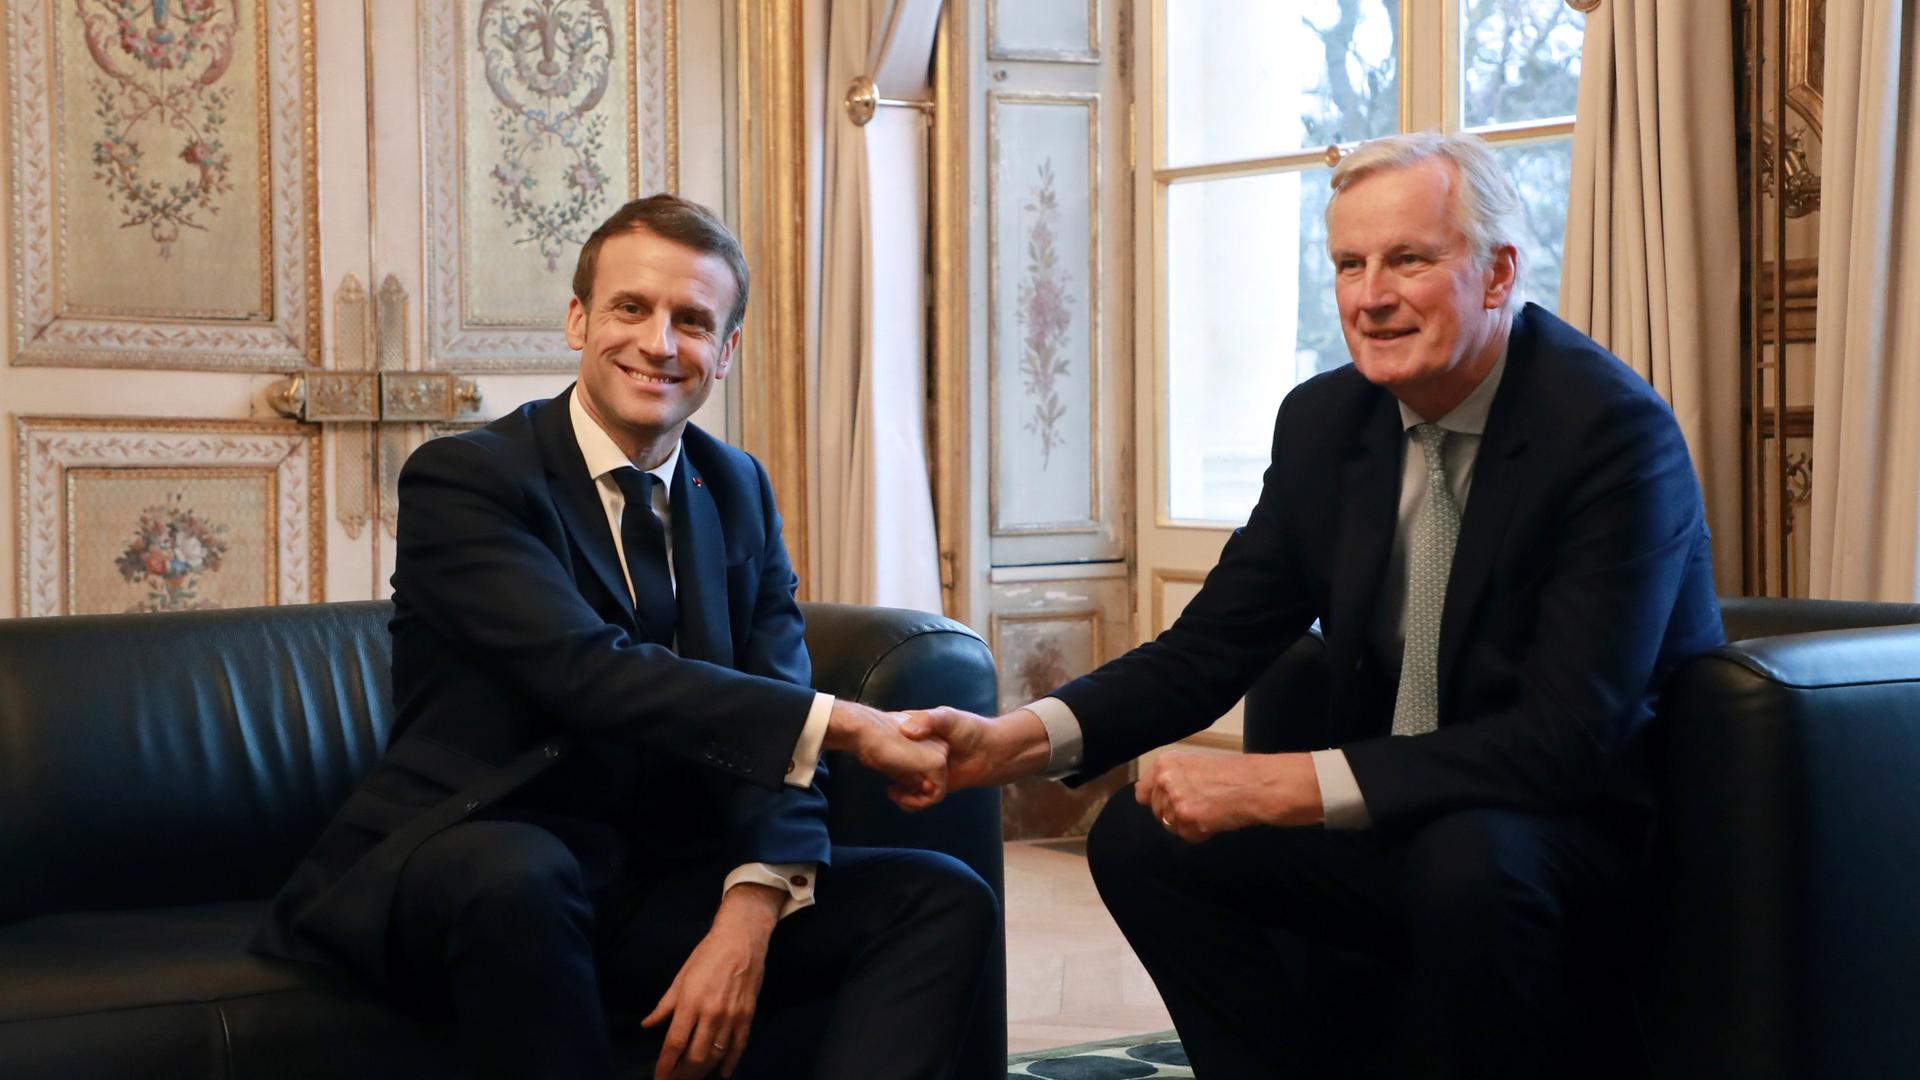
388;821;997;1080
1087;792;1647;1080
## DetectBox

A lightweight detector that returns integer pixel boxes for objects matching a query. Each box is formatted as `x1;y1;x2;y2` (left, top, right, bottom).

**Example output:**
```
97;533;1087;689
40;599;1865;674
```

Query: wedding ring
712;1041;729;1052
1160;814;1173;828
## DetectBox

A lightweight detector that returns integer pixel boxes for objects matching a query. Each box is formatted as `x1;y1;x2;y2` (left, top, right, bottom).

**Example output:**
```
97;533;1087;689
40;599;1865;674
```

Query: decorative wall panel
1151;568;1243;745
419;0;676;371
988;571;1130;840
988;0;1098;63
7;0;320;370
989;92;1099;535
15;416;322;616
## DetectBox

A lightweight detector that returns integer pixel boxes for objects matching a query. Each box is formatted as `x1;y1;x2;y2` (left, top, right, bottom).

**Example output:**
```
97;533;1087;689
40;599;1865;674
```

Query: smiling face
566;226;741;467
1326;157;1516;419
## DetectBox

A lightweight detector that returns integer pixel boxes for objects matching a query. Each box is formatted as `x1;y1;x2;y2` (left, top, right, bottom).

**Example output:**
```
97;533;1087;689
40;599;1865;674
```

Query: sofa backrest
0;602;396;925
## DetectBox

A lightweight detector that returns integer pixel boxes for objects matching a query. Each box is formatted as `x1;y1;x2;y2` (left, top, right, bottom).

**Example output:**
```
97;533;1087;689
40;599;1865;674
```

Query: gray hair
1326;132;1526;315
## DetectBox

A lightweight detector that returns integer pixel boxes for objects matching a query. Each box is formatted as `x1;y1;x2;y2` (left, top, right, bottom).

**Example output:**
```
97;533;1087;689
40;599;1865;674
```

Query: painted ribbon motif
479;0;617;271
78;0;241;258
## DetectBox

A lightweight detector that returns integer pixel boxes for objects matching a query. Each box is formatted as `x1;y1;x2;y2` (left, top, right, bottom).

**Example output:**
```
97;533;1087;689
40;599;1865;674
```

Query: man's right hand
892;707;1053;810
823;700;949;801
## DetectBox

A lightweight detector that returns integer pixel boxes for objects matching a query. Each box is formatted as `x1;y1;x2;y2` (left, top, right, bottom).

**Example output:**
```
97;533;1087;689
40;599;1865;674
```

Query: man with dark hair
900;134;1722;1078
254;194;995;1080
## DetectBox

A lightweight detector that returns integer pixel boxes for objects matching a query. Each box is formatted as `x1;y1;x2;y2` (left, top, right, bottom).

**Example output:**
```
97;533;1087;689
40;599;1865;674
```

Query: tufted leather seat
0;600;1005;1079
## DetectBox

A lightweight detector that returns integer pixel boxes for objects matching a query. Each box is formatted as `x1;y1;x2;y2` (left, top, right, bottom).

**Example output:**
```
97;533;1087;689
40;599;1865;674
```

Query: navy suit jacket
254;387;828;983
1056;304;1723;834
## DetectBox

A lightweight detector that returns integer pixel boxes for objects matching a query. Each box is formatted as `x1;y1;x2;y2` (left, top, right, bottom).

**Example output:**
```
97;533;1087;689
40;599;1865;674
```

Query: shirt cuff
785;692;833;788
722;862;817;919
1310;748;1371;830
1024;696;1085;777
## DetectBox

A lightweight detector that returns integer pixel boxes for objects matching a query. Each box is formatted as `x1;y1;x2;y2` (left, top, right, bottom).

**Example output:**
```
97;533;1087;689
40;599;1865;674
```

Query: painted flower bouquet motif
78;0;241;258
1017;159;1075;469
114;494;231;612
479;0;618;271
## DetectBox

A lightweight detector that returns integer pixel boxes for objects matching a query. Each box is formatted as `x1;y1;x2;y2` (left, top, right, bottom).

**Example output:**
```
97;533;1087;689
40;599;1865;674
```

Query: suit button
543;745;560;759
463;800;478;813
789;874;809;887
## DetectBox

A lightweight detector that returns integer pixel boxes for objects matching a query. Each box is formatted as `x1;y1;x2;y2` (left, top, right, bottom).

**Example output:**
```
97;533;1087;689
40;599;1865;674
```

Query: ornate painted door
3;0;706;616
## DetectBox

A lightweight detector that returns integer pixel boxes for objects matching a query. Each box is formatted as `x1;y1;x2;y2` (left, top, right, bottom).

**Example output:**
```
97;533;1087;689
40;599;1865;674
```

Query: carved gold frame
14;415;324;616
418;0;678;372
1786;0;1823;136
6;0;321;371
986;90;1103;538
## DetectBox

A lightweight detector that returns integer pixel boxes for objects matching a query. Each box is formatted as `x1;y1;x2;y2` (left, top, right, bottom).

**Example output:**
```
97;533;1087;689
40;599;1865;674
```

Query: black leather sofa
1244;596;1920;1079
0;600;1006;1079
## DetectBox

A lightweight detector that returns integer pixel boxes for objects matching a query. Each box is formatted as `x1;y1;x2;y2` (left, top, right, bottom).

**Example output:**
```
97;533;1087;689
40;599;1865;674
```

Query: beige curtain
1808;0;1920;602
1559;0;1743;595
812;0;944;608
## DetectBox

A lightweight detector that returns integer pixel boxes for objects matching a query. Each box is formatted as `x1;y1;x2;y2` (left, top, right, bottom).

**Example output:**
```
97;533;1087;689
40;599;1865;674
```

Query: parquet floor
1002;838;1174;1055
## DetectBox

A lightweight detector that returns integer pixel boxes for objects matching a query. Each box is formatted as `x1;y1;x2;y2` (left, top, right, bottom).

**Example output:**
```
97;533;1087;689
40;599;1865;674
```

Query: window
1153;0;1584;524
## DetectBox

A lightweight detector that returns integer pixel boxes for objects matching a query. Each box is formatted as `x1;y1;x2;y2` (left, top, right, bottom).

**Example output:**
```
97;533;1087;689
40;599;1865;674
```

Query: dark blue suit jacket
1056;304;1723;834
254;387;828;982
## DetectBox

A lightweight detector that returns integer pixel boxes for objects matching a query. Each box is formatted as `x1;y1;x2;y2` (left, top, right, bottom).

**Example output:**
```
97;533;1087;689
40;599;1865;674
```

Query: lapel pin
693;476;704;488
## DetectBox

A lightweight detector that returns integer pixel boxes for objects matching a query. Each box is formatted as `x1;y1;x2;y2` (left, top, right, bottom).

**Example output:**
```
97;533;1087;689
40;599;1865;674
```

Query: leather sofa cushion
0;903;469;1079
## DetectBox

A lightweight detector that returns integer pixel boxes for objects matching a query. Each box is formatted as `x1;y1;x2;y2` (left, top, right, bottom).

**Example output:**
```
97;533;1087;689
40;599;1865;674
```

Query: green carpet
1007;1031;1191;1078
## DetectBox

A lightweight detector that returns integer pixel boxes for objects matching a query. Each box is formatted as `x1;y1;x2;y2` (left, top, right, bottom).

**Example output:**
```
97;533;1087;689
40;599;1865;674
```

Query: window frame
1142;0;1579;529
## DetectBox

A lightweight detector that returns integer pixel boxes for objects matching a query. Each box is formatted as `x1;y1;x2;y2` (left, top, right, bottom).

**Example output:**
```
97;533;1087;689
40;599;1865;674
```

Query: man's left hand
1136;751;1324;843
641;882;782;1079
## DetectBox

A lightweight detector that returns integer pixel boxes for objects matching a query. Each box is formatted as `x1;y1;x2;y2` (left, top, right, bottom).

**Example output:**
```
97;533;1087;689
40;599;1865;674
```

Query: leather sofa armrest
797;601;1006;1076
798;602;1003;868
1645;623;1920;1079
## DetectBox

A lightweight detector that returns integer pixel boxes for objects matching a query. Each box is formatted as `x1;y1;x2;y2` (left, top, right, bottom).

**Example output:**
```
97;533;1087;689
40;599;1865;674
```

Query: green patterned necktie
1393;423;1460;736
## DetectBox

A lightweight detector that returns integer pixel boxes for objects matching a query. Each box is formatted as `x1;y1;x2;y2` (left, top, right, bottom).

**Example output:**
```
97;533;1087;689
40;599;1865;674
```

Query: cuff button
789;874;809;887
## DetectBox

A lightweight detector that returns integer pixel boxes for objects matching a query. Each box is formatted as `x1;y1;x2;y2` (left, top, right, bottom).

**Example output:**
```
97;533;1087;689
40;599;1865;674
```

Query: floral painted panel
992;612;1100;716
15;417;321;617
9;0;317;369
57;0;266;320
68;470;273;613
419;0;671;370
991;94;1098;534
461;0;628;326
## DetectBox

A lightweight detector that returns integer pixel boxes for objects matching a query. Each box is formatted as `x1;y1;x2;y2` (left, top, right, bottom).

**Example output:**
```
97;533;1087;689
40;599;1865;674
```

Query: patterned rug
1007;1031;1191;1078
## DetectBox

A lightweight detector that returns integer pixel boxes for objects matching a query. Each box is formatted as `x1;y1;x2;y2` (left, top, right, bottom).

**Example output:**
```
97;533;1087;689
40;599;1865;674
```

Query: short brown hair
571;194;750;334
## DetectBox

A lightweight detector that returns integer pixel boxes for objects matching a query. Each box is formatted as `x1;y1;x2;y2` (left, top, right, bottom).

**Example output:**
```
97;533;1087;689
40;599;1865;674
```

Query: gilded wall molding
7;0;321;370
15;416;323;617
732;0;811;596
417;0;677;372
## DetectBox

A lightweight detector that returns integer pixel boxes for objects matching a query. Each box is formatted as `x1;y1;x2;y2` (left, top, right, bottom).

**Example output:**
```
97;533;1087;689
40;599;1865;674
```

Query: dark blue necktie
611;468;677;646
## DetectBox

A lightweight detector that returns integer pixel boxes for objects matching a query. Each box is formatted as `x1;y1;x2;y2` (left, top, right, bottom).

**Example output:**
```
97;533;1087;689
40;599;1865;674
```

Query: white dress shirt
1026;345;1510;830
570;391;830;914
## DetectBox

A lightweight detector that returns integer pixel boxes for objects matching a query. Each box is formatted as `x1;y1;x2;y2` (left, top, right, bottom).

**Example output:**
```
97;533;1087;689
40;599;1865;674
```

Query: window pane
1461;0;1584;128
1165;168;1343;523
1493;138;1574;313
1165;0;1399;169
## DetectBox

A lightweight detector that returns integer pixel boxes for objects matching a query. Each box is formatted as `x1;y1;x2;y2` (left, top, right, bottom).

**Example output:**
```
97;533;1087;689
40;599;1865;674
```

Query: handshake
822;701;1048;810
823;698;1327;839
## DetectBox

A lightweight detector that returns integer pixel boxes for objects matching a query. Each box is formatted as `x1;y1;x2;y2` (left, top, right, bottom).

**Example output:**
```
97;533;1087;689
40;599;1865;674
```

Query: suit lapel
1327;390;1404;674
1435;318;1536;699
669;450;734;667
533;386;637;627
